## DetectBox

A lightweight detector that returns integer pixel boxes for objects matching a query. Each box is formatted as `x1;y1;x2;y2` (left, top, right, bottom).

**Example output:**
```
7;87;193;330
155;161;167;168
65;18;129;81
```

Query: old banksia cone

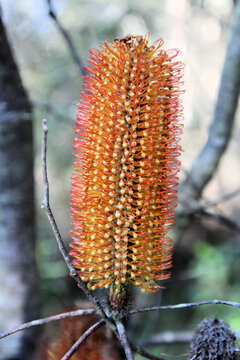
190;318;239;360
70;35;183;297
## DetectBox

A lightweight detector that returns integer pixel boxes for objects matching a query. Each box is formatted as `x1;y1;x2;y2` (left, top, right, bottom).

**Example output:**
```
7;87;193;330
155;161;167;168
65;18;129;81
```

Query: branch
201;186;240;209
178;190;240;233
185;0;240;198
61;319;105;360
0;309;96;340
130;299;240;315
139;330;240;346
196;209;240;233
46;0;87;77
179;186;240;215
41;119;113;330
131;343;165;360
116;320;134;360
139;331;193;346
3;297;240;342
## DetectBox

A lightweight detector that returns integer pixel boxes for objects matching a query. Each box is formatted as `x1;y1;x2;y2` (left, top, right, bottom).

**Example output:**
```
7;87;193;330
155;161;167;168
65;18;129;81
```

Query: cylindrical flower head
70;35;183;294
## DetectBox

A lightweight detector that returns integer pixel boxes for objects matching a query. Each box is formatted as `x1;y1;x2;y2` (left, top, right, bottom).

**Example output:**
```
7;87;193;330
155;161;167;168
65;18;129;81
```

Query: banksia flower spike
70;35;183;302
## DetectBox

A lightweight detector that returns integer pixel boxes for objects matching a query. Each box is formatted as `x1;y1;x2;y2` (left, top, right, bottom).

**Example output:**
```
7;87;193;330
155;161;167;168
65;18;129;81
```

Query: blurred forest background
0;0;240;359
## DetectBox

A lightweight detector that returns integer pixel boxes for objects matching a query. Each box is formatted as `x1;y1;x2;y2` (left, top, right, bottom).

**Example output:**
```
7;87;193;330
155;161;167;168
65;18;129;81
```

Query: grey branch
140;331;193;346
131;343;165;360
2;297;240;359
197;209;240;233
180;186;240;214
61;320;105;360
130;299;240;315
46;0;87;77
41;119;113;329
139;330;240;346
178;185;240;233
0;309;96;340
185;0;240;198
201;186;240;209
116;320;134;360
2;297;240;340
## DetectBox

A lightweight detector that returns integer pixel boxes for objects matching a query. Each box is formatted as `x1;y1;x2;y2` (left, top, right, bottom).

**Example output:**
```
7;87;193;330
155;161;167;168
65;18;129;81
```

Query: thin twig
199;209;240;233
41;119;113;330
201;186;240;209
178;193;240;233
130;299;240;315
0;309;96;340
61;319;105;360
116;320;134;360
2;297;240;342
46;0;86;77
139;331;193;346
139;330;240;346
131;343;165;360
179;186;240;215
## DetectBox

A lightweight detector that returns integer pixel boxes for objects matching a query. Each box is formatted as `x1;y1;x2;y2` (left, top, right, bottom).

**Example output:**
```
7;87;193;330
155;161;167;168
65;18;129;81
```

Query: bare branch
41;119;113;329
179;186;240;215
178;193;240;233
196;209;240;233
0;309;96;340
139;330;240;346
41;118;78;278
131;343;165;360
140;331;193;346
61;319;105;360
185;0;240;198
201;186;240;209
130;299;240;315
46;0;86;77
116;320;134;360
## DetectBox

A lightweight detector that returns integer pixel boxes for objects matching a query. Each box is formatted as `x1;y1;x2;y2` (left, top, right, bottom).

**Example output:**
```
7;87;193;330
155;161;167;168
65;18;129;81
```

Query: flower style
70;35;183;294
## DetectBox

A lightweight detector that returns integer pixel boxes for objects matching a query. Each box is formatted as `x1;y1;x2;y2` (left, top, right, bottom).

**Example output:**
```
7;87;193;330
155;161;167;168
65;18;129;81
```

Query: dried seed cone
70;35;183;294
189;317;240;360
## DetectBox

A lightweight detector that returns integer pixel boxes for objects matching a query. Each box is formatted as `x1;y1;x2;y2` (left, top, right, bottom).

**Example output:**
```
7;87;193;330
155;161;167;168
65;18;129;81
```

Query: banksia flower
70;35;183;297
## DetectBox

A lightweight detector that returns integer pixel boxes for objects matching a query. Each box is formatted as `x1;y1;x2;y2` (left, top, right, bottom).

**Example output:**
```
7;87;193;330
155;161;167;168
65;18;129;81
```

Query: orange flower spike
70;35;183;297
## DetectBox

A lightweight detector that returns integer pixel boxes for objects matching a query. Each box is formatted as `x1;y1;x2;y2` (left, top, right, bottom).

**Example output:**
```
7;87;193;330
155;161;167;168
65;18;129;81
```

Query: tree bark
0;14;39;360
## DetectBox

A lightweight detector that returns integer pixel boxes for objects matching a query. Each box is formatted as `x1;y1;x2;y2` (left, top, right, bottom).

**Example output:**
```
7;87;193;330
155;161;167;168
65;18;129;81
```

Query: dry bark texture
0;15;39;360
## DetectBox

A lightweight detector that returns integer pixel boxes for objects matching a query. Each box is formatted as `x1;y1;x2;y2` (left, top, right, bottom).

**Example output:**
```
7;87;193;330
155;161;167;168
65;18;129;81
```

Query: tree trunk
0;15;39;360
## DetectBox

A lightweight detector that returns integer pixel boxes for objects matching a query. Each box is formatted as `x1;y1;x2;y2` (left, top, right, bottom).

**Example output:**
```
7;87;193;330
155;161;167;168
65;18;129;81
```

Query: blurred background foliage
1;0;240;358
